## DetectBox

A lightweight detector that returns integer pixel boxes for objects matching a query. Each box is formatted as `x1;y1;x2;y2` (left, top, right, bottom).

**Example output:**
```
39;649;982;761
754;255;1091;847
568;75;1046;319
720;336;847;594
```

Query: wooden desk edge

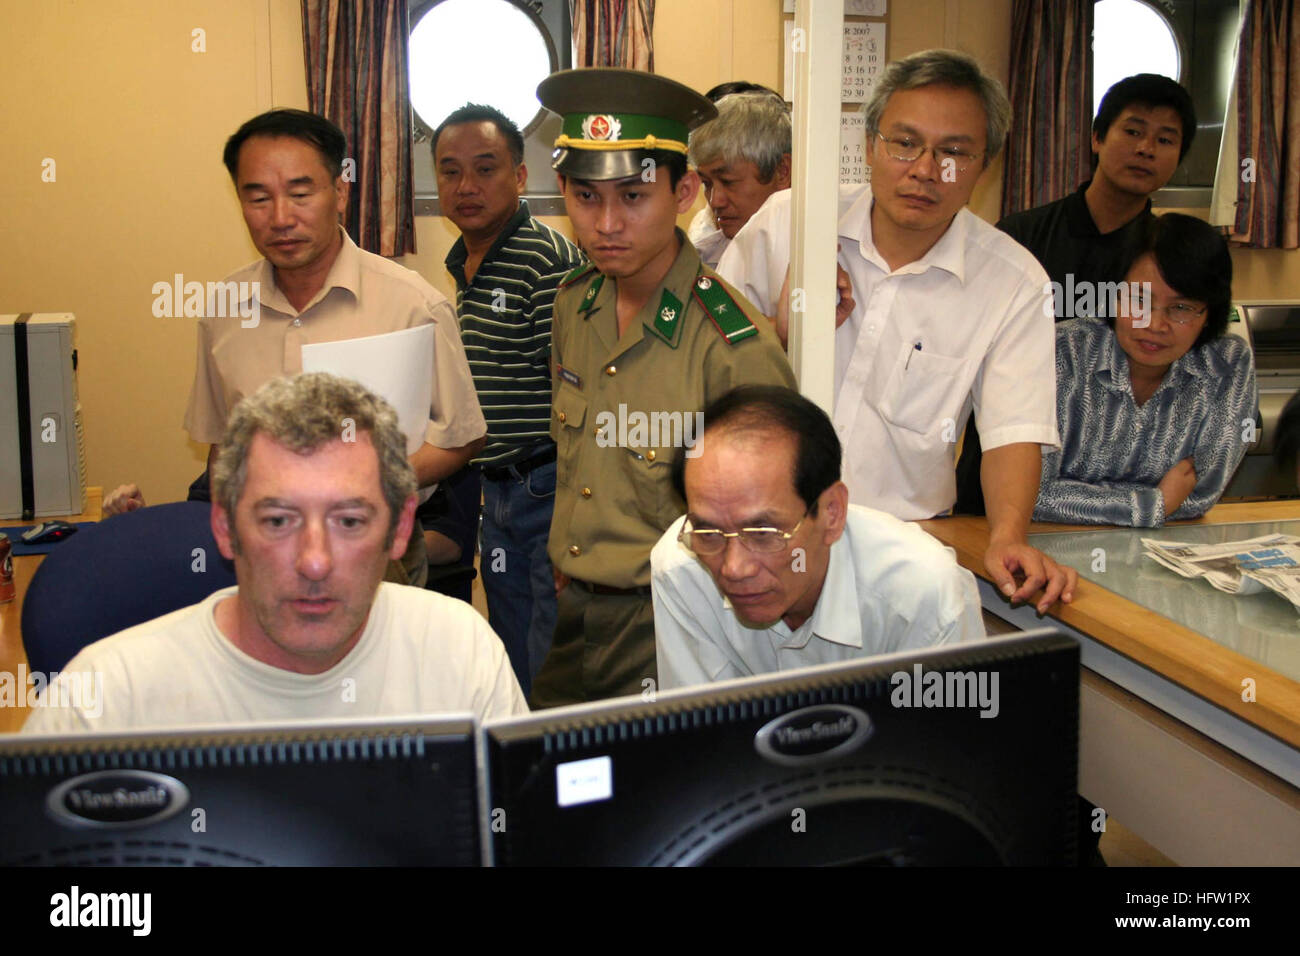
920;503;1300;750
1;487;103;529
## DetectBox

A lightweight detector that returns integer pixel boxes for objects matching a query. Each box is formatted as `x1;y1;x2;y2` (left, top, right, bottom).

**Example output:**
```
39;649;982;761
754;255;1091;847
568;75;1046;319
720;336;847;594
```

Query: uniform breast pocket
552;386;587;488
620;445;677;529
878;344;970;436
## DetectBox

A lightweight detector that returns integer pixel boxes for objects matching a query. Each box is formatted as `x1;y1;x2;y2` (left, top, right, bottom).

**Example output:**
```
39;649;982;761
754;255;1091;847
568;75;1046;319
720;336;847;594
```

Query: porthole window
1091;0;1240;196
409;0;555;134
409;0;571;212
1092;0;1182;115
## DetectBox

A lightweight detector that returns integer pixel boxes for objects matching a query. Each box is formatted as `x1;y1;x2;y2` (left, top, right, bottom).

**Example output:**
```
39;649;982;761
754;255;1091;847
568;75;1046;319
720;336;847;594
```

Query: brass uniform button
569;544;581;556
581;487;592;498
558;410;567;423
646;449;657;462
606;365;617;376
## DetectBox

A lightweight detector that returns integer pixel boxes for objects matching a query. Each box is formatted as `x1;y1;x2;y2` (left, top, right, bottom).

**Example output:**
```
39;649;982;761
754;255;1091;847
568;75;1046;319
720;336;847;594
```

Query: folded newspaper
1142;533;1300;611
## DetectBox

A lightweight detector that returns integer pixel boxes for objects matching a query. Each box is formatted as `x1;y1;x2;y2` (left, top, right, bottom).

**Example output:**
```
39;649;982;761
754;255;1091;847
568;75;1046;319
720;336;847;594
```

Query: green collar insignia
647;289;684;346
578;274;605;315
693;273;757;344
559;262;597;289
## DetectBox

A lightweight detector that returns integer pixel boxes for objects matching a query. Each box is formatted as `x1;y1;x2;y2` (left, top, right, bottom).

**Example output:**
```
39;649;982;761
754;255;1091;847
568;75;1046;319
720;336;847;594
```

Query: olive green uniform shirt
547;231;797;589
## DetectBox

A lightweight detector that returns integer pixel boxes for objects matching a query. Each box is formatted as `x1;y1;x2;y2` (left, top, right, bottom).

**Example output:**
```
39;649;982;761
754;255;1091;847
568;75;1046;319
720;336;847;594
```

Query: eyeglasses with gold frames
678;512;808;556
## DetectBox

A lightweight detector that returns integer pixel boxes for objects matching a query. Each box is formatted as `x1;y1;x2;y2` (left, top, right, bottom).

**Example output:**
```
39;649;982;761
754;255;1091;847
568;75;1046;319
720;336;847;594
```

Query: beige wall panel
0;0;283;504
1230;247;1300;301
269;0;310;109
731;0;783;94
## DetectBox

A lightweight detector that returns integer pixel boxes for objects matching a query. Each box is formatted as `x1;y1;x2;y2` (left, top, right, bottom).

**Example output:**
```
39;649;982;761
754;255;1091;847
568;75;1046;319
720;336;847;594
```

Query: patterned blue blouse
1034;317;1258;527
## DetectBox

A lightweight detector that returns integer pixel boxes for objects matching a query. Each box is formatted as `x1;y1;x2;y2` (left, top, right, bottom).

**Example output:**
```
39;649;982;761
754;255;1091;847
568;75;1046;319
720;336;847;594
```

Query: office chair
21;501;236;674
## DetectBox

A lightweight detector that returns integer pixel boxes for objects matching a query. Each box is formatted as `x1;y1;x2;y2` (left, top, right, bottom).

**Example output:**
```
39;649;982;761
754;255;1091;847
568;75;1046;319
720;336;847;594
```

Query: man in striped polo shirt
433;104;585;695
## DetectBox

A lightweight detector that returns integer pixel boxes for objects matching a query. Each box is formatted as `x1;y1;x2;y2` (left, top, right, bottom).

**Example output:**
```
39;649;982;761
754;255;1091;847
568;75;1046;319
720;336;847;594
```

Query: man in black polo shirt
954;74;1195;514
433;103;584;695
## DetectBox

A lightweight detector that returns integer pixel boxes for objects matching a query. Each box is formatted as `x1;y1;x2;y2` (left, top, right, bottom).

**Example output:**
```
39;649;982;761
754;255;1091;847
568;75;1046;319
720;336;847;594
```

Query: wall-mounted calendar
787;109;871;185
840;112;869;184
840;21;885;103
783;20;887;105
783;0;887;14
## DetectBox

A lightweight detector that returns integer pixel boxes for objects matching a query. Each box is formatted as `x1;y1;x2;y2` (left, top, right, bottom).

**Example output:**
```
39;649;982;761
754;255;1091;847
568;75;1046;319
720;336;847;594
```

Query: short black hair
656;150;689;189
671;385;841;515
1274;391;1300;481
704;81;783;103
1109;212;1232;349
222;109;347;181
1093;73;1197;162
431;103;525;166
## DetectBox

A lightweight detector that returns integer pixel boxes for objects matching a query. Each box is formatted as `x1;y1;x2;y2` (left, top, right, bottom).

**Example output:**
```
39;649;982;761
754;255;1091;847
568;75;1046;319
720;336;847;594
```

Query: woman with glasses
1033;212;1257;527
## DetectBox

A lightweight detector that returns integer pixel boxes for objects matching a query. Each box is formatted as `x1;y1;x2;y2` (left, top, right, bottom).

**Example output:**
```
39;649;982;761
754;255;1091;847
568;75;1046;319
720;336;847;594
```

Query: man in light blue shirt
651;385;983;690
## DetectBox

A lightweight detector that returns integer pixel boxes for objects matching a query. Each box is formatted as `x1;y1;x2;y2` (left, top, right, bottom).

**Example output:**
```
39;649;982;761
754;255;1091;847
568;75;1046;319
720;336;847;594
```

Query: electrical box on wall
0;313;86;518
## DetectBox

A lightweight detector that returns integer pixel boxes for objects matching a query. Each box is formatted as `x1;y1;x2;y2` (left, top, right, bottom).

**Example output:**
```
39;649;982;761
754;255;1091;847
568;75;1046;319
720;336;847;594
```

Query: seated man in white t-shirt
651;385;983;690
23;373;526;734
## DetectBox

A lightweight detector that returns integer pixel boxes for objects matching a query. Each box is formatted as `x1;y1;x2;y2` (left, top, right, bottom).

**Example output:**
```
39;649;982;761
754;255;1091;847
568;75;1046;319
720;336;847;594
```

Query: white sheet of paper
300;324;435;454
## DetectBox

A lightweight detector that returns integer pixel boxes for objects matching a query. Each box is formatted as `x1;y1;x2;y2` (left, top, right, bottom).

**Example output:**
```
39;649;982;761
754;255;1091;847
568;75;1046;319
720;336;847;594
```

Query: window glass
409;0;553;135
1093;0;1182;115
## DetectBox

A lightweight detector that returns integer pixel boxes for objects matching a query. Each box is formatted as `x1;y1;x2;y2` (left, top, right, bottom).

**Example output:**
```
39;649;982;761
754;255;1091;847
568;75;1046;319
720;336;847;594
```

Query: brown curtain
302;0;416;257
1001;0;1095;217
1230;0;1299;249
570;0;655;70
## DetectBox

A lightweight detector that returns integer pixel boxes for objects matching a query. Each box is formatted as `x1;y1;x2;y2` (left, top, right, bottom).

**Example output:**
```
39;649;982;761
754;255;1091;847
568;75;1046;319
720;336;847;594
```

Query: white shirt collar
838;183;970;283
254;225;361;316
776;531;863;651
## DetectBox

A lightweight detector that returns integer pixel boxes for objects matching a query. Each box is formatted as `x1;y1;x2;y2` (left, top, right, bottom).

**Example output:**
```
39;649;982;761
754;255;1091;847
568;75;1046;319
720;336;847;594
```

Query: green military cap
537;68;717;181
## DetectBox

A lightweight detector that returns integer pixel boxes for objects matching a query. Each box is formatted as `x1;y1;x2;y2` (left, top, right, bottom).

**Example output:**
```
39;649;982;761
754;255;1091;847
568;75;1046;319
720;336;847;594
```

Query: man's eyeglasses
875;133;983;173
678;512;808;556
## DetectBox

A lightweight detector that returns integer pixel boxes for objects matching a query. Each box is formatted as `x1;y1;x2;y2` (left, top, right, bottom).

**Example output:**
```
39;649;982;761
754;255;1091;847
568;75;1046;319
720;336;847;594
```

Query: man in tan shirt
108;110;486;584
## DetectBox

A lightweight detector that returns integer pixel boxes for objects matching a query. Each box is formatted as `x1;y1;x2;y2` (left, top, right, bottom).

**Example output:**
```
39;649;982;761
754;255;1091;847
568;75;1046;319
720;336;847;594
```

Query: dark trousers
530;584;657;709
479;462;558;698
953;418;987;515
955;428;1101;862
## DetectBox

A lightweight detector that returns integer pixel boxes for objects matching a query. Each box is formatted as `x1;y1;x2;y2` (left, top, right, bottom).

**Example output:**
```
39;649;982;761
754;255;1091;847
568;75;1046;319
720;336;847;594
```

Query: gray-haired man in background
687;89;792;267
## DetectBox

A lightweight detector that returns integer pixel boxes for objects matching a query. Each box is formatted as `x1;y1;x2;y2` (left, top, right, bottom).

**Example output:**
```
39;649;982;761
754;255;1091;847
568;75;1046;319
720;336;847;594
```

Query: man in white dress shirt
651;385;983;690
686;89;791;267
717;49;1077;613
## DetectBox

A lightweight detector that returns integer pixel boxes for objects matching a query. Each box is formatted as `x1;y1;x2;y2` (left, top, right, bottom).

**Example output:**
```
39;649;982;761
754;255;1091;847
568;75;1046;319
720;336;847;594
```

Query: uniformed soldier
531;68;797;708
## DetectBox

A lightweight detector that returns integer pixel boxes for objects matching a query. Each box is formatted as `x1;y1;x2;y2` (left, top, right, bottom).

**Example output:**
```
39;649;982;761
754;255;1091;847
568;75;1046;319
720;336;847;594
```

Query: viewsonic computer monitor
0;716;480;866
485;630;1079;866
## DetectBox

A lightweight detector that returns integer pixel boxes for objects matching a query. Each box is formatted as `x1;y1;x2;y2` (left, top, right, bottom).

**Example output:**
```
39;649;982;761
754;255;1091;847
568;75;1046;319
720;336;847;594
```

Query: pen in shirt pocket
905;340;923;369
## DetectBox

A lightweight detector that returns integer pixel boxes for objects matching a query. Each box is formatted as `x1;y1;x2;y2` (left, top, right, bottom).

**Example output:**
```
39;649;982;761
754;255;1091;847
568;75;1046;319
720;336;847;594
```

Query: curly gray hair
689;92;792;182
212;372;416;548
